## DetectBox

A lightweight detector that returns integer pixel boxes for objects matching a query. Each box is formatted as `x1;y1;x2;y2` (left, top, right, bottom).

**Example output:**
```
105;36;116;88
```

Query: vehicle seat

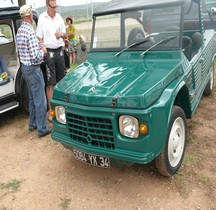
191;32;203;58
182;36;192;60
127;27;145;46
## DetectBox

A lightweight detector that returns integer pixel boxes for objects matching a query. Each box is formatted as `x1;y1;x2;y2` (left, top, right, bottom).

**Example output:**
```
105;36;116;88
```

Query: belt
47;46;62;52
22;63;40;67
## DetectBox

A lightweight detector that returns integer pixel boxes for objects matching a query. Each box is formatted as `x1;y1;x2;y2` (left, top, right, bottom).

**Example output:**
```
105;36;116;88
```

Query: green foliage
0;179;22;199
0;24;13;40
0;179;21;192
70;63;78;71
59;197;71;210
183;153;199;166
198;175;214;188
36;2;112;23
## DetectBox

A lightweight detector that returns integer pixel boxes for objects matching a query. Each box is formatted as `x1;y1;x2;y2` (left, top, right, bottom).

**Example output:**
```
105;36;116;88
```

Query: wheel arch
150;82;190;160
173;84;192;119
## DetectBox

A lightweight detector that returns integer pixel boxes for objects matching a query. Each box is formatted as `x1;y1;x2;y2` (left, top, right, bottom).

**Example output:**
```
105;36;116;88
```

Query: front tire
155;106;187;177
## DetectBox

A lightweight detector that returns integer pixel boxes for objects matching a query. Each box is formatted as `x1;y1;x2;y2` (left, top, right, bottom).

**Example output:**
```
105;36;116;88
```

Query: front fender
151;78;188;157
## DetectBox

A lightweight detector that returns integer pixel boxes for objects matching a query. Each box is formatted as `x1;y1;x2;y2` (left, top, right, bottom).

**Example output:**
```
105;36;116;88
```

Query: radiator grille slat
67;113;115;149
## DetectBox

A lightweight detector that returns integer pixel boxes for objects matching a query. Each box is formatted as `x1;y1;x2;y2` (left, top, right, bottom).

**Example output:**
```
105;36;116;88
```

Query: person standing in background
66;17;77;66
16;5;52;138
36;0;66;122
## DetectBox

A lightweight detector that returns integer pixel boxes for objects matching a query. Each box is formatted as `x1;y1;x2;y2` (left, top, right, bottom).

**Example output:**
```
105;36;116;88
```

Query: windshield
92;4;182;51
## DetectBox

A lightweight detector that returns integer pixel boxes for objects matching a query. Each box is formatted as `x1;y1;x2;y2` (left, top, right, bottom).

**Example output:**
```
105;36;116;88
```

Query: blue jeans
21;64;48;135
0;56;8;74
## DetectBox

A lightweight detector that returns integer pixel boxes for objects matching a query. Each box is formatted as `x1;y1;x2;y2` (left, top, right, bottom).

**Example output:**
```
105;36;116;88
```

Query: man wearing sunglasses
36;0;66;122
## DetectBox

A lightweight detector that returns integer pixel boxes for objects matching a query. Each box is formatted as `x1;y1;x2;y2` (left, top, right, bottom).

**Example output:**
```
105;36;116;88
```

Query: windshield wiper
114;38;151;57
141;36;178;57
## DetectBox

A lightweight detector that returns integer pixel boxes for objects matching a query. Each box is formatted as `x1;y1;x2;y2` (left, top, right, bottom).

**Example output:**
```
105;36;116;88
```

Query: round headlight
119;115;139;138
55;106;66;124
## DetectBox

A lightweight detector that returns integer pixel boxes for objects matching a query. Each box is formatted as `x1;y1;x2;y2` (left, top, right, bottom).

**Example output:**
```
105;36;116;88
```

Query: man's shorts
44;47;66;85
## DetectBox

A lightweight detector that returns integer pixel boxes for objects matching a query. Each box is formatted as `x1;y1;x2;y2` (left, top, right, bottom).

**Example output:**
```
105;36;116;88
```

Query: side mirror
81;42;87;52
79;35;87;52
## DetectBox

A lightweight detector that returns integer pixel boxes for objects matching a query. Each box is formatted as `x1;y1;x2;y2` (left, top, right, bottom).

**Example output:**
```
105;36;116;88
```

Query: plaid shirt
16;21;44;66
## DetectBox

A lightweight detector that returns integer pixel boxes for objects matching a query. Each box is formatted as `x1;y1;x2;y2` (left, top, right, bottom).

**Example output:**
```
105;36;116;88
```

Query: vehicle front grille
67;113;115;149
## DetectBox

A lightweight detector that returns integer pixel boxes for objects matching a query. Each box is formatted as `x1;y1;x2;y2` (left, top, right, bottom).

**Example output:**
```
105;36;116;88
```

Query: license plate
73;149;110;168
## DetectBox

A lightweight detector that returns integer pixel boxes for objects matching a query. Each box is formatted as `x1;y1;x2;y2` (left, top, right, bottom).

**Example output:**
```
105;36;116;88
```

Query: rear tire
203;64;214;96
155;106;187;177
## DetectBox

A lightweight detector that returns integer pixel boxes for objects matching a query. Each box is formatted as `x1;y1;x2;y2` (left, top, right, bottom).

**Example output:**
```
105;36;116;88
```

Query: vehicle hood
54;51;183;108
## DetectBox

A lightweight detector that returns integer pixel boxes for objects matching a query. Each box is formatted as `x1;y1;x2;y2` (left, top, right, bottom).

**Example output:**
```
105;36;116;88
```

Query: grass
169;111;216;198
66;63;79;75
0;179;22;198
17;123;25;129
59;197;71;210
70;63;78;71
188;119;199;129
183;152;199;166
186;135;193;143
197;175;215;189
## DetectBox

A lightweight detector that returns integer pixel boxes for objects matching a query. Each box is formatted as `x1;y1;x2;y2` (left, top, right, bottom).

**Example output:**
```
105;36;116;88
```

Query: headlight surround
119;115;139;138
55;106;66;124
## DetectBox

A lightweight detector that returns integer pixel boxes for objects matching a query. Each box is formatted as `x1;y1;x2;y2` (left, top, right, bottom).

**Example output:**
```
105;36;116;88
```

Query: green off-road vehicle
51;0;216;176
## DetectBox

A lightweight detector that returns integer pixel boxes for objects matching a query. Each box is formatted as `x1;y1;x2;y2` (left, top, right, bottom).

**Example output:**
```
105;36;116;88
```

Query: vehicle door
189;0;216;111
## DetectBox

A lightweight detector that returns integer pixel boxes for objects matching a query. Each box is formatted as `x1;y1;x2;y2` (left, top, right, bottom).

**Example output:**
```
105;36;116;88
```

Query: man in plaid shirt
16;5;52;138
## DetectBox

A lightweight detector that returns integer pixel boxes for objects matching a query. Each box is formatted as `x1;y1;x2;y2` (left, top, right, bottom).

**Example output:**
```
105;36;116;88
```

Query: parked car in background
0;7;39;114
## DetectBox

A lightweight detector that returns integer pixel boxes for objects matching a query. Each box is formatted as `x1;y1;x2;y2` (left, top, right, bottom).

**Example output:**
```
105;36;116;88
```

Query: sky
3;0;110;8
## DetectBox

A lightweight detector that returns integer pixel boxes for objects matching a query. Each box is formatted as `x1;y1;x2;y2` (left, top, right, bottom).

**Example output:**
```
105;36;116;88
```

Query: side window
205;0;216;11
184;0;192;13
0;24;13;45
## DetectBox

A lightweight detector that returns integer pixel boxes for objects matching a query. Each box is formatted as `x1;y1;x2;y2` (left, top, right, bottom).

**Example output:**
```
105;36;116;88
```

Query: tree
4;0;26;6
18;0;26;6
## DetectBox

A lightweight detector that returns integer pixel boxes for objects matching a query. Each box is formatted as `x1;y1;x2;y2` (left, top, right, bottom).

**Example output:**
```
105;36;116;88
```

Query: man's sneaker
38;127;53;138
65;68;70;74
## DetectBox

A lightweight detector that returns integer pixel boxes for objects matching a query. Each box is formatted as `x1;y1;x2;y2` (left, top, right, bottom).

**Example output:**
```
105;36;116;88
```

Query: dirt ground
0;82;216;210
